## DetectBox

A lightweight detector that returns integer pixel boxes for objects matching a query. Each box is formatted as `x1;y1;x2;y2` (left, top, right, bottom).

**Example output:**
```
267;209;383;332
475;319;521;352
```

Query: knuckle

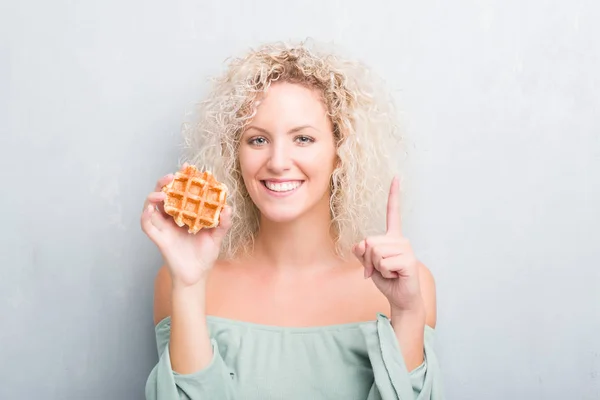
379;258;390;270
372;247;381;259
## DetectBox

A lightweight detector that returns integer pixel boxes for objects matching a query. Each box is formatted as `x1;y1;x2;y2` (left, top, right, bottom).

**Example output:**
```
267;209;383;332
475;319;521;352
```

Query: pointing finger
386;176;402;236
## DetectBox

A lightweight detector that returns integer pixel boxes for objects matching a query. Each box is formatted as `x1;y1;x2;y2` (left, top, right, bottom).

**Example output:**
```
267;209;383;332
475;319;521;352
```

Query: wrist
171;280;207;309
390;299;426;323
171;281;206;302
390;302;426;372
390;310;426;336
169;265;210;291
171;278;207;292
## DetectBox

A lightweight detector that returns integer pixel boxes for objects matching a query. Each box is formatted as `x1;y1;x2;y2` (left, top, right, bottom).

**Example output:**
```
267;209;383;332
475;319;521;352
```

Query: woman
142;40;444;399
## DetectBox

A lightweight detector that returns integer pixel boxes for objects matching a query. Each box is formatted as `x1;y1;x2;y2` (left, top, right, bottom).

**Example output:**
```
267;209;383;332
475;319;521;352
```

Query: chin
257;206;304;224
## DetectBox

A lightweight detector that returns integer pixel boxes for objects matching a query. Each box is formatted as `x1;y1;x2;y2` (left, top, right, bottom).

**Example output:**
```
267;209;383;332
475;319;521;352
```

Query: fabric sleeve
144;317;237;400
361;313;445;400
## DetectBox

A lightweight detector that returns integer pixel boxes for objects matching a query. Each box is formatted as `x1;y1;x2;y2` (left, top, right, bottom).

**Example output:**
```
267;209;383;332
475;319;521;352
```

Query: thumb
370;268;388;287
353;240;366;258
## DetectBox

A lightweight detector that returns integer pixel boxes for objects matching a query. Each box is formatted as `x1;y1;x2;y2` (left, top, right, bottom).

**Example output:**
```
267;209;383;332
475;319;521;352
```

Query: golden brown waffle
161;165;228;233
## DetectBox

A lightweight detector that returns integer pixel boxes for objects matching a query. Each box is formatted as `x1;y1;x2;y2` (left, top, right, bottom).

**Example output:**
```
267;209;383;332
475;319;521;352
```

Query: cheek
299;147;337;179
237;154;254;190
306;142;335;162
238;150;266;193
238;149;256;175
315;145;337;171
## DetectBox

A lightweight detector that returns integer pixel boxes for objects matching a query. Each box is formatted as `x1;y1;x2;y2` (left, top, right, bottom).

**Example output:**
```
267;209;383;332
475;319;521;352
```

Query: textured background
1;0;599;399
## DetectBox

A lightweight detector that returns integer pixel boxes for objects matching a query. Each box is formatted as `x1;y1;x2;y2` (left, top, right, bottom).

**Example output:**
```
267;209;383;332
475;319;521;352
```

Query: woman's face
238;81;337;223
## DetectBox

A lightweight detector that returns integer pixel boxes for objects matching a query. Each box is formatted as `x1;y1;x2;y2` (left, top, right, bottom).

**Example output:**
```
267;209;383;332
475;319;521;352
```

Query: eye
295;135;314;145
248;136;268;146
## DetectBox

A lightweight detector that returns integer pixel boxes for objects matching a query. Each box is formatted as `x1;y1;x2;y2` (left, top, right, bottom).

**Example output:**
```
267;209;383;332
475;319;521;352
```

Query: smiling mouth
261;180;304;193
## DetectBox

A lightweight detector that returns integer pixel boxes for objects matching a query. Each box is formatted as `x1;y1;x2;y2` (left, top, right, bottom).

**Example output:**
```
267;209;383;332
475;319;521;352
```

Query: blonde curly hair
182;39;405;259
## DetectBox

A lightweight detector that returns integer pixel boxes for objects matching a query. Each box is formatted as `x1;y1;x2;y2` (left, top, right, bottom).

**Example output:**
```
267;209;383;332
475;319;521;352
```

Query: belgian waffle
161;165;228;233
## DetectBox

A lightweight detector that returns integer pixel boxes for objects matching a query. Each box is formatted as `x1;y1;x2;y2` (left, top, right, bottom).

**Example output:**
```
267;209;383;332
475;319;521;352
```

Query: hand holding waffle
140;163;232;288
352;177;423;313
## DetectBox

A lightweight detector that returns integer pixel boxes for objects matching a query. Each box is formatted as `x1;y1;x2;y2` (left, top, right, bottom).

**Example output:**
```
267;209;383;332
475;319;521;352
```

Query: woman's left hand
352;177;424;313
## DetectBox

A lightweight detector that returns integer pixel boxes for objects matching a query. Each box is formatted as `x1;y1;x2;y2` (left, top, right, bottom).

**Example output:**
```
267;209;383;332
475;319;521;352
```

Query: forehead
249;82;332;130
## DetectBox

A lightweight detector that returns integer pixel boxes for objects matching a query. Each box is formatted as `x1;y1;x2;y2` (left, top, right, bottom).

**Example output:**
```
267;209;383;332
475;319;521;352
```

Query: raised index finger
386;176;402;235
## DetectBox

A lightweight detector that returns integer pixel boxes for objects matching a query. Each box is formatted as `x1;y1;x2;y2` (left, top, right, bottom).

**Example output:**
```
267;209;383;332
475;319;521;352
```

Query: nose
266;140;292;173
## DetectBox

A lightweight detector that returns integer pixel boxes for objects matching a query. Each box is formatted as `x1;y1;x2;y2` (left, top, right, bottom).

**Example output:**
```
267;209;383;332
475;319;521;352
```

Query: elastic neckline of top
205;315;378;332
156;314;387;333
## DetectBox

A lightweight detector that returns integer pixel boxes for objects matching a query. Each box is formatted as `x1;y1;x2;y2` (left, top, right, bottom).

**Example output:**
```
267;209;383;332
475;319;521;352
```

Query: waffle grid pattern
162;167;227;233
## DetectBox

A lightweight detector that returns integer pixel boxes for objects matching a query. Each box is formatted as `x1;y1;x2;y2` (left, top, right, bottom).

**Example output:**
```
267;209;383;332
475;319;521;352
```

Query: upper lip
261;179;304;183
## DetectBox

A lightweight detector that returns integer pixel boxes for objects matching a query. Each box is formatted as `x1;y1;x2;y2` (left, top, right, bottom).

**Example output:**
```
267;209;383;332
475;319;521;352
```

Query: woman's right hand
140;167;233;289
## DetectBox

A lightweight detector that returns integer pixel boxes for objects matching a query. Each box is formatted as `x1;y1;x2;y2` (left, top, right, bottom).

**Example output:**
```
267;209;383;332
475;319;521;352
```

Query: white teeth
264;181;301;192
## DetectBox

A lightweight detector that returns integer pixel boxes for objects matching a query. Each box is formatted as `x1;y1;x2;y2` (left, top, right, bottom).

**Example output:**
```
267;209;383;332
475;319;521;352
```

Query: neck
251;201;340;270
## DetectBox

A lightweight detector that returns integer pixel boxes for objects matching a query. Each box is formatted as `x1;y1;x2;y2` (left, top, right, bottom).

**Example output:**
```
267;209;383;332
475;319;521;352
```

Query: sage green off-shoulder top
145;313;444;399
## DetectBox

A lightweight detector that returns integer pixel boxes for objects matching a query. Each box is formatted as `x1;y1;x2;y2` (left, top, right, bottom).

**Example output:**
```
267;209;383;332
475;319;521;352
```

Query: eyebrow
245;125;319;135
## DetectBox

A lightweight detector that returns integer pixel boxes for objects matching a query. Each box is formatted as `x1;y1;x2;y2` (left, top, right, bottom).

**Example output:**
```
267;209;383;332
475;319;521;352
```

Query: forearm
390;304;426;372
169;281;213;374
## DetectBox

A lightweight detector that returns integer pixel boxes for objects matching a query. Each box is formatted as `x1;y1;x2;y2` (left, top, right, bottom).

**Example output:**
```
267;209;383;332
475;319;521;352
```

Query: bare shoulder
152;261;231;325
418;260;437;329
